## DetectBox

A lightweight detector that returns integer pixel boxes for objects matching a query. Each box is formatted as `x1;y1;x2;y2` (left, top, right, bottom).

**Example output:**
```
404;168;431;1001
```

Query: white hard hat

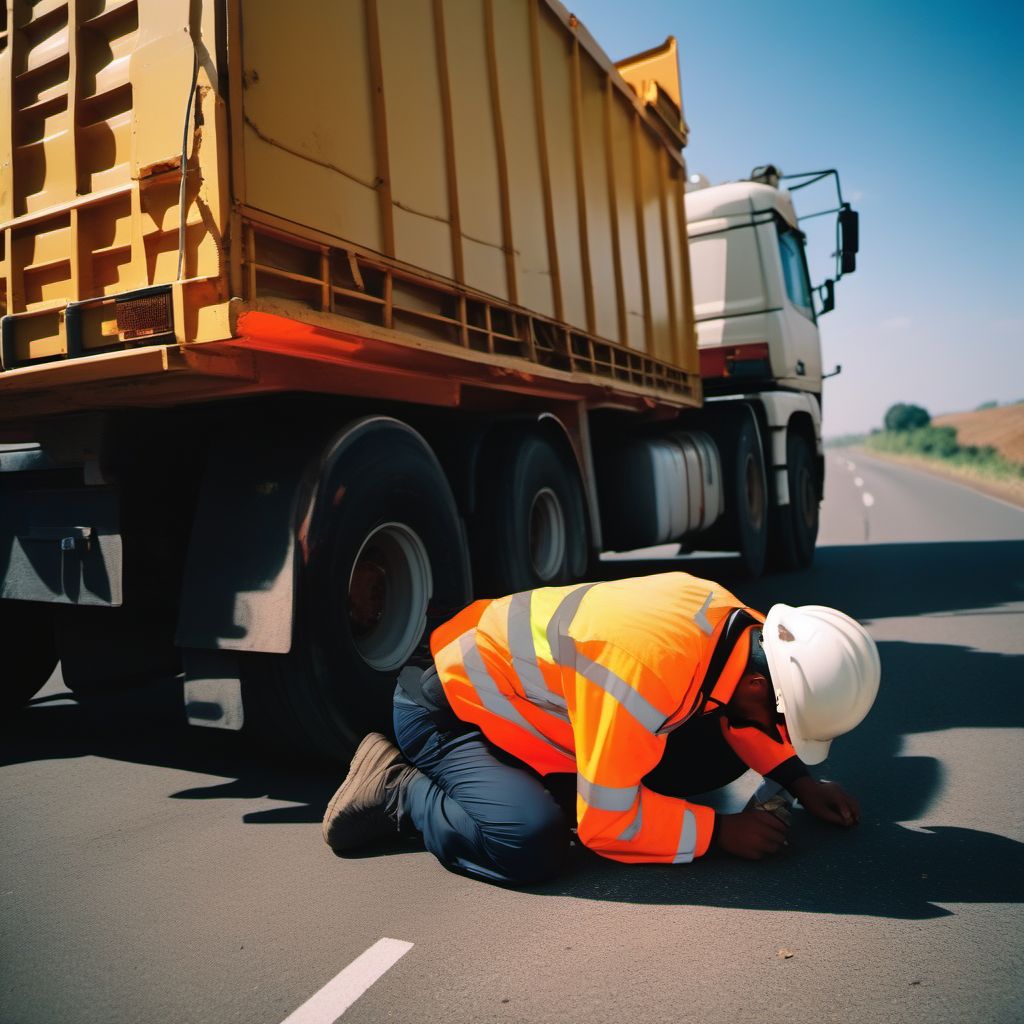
761;604;881;765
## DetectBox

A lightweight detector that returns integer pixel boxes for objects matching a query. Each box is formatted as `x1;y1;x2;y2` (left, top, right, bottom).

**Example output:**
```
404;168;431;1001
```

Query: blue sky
571;0;1024;436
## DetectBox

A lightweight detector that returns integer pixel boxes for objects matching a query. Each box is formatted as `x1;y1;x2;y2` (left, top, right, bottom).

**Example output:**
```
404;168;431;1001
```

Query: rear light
700;342;771;379
1;285;176;369
115;287;174;342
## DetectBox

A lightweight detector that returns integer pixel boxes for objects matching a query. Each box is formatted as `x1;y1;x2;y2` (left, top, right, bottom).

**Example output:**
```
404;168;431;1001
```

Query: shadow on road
599;538;1024;623
529;632;1024;919
542;540;1024;918
0;677;342;825
2;537;1022;917
535;819;1024;921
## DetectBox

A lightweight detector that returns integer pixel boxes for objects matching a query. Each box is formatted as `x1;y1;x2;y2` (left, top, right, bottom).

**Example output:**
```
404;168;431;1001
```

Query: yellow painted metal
615;36;688;148
237;0;696;371
1;0;700;400
0;0;229;362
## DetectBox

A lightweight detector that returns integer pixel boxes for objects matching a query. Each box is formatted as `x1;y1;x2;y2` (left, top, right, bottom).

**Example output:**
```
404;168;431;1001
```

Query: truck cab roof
685;180;800;232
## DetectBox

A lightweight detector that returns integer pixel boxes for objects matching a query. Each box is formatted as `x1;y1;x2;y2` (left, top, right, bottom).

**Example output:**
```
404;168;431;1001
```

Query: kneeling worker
322;572;880;885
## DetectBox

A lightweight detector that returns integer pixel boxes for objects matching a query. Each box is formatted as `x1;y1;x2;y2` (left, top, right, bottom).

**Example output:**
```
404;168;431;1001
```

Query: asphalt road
3;451;1023;1024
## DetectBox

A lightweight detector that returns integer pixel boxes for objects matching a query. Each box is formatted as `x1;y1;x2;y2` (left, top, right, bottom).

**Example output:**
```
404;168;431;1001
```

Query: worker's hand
713;809;789;860
790;777;860;826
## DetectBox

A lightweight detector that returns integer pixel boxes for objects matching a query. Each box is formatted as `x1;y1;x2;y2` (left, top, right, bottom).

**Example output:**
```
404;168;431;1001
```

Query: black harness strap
693;607;760;713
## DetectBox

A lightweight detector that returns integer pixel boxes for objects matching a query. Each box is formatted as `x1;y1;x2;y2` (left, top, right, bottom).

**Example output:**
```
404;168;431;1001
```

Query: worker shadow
540;817;1024;921
531;636;1024;919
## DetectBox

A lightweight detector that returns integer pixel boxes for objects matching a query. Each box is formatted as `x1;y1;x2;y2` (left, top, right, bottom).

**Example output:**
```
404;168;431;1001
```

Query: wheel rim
529;487;567;581
347;523;433;672
744;454;766;529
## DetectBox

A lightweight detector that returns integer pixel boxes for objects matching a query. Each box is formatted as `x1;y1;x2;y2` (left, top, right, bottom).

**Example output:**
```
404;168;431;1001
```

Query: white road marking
859;450;1024;513
280;938;413;1024
862;492;875;507
854;476;864;487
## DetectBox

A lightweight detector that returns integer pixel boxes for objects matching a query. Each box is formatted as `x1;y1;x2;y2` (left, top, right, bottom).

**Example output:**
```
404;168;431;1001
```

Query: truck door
773;221;822;389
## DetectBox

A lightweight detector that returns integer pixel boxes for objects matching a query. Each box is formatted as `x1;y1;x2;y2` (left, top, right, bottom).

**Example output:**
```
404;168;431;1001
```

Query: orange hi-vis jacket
430;572;800;865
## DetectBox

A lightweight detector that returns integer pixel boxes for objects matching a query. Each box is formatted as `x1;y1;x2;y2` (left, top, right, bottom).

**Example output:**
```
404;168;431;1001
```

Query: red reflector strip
699;342;770;378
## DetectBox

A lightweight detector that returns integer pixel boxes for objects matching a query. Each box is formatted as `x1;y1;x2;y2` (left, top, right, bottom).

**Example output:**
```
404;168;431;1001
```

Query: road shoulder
853;448;1024;509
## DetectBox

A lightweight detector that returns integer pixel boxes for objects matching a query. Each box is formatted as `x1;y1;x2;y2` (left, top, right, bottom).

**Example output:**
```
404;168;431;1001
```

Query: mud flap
183;648;244;730
175;425;319;654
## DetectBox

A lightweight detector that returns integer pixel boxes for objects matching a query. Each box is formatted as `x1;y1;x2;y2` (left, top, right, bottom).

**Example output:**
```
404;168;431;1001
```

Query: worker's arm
575;720;790;863
575;763;717;864
724;719;861;827
720;717;810;792
789;777;861;826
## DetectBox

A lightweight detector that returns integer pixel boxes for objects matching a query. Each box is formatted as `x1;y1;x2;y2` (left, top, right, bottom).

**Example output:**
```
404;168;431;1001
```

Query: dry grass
934;404;1024;465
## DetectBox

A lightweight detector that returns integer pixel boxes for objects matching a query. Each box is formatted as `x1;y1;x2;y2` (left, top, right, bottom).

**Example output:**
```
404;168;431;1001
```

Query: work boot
322;732;421;853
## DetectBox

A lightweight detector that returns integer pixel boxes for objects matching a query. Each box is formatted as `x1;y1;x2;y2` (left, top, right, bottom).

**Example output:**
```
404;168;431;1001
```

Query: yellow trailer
1;1;852;756
1;0;699;422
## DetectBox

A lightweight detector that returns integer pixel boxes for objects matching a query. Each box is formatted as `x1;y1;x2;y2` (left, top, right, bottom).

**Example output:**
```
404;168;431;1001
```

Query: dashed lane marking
854;476;864;487
280;938;414;1024
862;492;875;507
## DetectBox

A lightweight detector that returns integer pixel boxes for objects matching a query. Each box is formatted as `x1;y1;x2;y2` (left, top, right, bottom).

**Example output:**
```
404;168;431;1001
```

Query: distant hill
933;404;1024;465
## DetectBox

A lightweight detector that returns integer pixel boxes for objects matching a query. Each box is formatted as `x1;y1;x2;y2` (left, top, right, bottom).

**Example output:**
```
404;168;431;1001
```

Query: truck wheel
727;416;768;577
1;602;57;719
770;431;819;570
474;434;588;594
241;423;472;761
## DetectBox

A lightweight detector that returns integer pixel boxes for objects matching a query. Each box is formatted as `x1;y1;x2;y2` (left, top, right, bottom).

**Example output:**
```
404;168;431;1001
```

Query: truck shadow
597;538;1024;623
3;537;1023;914
1;677;344;825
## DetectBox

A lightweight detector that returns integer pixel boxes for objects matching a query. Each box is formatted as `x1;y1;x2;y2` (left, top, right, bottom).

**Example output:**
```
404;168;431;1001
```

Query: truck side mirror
818;278;836;315
839;206;859;275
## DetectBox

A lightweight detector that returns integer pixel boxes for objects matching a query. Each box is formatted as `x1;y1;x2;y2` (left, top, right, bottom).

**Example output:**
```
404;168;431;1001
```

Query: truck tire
240;422;472;761
1;601;57;719
726;415;768;577
474;434;588;594
769;431;819;570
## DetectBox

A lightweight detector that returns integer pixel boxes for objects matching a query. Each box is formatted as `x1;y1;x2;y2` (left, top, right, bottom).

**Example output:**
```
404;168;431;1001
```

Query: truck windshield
777;227;814;319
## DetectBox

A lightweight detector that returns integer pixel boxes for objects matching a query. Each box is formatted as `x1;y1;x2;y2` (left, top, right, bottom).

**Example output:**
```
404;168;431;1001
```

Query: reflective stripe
577;774;639;812
507;592;567;713
460;633;574;759
574;649;667;733
694;590;714;636
671;809;698;864
544;582;669;734
547;582;597;666
616;801;644;842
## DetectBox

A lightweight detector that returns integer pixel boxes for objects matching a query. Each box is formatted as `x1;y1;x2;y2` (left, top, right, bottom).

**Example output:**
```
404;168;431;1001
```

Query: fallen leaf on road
754;796;793;826
777;948;795;959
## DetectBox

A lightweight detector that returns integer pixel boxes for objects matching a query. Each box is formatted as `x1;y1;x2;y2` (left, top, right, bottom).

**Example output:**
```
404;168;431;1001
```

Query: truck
0;0;858;757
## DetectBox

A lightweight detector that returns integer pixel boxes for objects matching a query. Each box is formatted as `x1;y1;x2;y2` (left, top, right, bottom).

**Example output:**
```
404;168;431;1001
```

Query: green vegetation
865;404;1024;485
883;402;930;431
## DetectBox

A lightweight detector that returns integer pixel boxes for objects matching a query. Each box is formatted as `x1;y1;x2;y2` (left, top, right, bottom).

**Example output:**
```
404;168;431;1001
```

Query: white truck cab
678;165;858;573
687;179;823;395
614;41;860;573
